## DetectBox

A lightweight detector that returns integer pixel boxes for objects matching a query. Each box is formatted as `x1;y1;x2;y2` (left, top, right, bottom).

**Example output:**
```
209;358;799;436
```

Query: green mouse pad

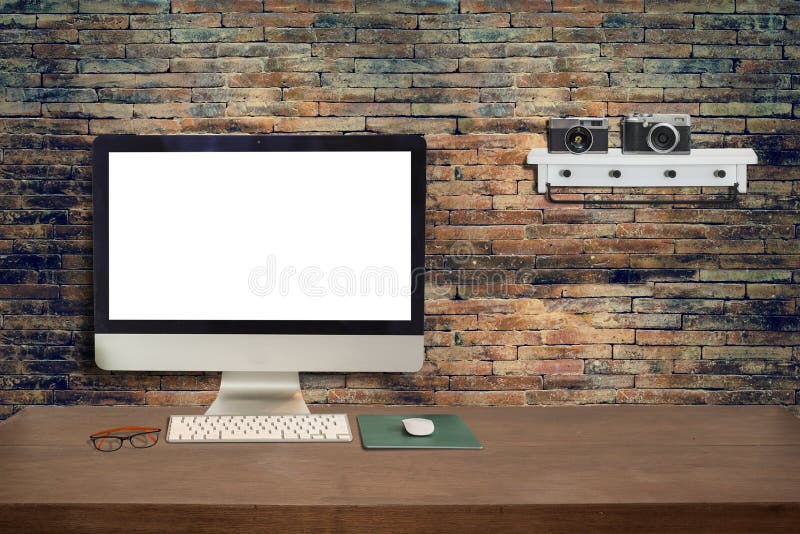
357;414;483;449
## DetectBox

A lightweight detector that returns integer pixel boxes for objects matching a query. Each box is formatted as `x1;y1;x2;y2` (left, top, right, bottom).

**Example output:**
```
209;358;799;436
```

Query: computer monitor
92;135;425;415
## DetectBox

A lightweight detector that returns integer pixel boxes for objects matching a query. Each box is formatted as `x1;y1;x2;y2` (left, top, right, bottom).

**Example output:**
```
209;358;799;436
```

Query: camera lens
565;126;593;154
647;123;680;154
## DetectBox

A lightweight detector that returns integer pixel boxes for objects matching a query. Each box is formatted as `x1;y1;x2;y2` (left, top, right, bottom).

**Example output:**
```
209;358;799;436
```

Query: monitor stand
205;372;310;415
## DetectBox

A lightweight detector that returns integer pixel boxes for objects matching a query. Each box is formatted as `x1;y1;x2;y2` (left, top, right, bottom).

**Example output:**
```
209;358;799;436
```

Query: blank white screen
108;151;411;321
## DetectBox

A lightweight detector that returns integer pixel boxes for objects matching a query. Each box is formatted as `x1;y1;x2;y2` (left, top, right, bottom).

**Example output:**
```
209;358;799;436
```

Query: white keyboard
166;414;353;443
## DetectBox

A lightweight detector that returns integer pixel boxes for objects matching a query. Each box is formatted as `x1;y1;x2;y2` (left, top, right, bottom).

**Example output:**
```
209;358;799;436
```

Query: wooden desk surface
1;405;799;533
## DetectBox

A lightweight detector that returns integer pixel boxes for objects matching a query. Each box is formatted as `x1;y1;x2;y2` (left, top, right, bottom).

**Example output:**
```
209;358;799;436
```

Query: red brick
0;284;59;299
591;313;681;329
264;0;354;11
647;0;733;13
727;331;800;346
424;331;453;347
492;239;583;254
435;391;525;406
429;180;518;195
426;345;517;361
584;239;675;254
652;283;744;299
427;195;492;209
70;374;161;390
173;0;262;12
675;360;796;376
526;390;616;404
617;389;709;404
428;149;478;165
425;299;516;315
636;331;726;346
526;224;616;239
450;375;542;390
519;344;612;360
229;72;320;87
145;391;217;405
494;360;585;375
38;14;130;29
613;345;701;360
456;165;531;181
424;314;479;331
89;118;180;134
344;372;447;390
542;328;635;345
459;118;546;134
367;117;456;134
479;312;580;331
587;359;671;374
436;225;524;240
555;0;642;11
512;12;603;26
545;374;634;389
177;117;275;133
636;375;797;391
676;239;764;254
274;117;364;132
0;390;53;405
707;390;794;405
461;0;550;12
747;284;800;299
436;361;493;375
450;210;542;225
632;298;723;314
161;375;221;391
458;331;543;346
56;391;144;405
329;389;434;404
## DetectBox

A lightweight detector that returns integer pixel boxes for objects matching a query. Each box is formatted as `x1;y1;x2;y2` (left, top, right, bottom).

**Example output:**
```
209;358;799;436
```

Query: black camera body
622;114;691;155
548;117;609;154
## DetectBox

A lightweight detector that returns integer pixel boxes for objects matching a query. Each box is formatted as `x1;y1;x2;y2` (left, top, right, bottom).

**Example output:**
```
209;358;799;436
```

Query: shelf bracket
544;183;740;205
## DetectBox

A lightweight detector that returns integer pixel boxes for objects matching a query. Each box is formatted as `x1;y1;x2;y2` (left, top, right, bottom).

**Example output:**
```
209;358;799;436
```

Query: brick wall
0;0;798;418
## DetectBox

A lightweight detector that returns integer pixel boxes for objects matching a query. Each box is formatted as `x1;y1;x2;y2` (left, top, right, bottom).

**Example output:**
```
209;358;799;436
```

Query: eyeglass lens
130;432;159;448
93;436;124;452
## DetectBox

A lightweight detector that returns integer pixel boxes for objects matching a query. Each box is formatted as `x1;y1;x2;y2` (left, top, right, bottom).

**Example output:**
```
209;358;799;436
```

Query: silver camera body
547;117;609;154
622;113;691;155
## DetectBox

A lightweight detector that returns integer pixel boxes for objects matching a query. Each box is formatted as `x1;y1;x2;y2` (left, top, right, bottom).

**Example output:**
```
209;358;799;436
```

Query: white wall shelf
527;148;758;198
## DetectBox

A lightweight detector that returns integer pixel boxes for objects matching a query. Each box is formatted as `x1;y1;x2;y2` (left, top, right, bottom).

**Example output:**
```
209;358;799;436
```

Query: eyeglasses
89;426;161;452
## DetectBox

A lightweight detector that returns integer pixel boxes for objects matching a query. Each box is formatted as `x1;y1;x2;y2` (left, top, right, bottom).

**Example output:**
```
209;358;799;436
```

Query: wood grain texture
1;405;799;532
2;503;800;534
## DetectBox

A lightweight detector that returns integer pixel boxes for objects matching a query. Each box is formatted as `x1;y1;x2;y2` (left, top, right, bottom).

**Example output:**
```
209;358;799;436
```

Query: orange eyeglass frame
89;426;162;452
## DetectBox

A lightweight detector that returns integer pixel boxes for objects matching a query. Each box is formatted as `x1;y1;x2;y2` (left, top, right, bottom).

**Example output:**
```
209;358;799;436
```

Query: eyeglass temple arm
90;426;161;438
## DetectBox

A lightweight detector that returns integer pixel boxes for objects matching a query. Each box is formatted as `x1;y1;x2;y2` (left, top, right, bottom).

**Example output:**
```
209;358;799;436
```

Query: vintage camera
548;117;609;154
622;114;691;155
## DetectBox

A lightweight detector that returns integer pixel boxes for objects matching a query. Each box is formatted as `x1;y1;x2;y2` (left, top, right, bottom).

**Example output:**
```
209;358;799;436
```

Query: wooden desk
1;405;799;533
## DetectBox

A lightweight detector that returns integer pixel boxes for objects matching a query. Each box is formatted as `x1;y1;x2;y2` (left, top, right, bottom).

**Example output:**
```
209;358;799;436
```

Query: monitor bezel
93;134;425;335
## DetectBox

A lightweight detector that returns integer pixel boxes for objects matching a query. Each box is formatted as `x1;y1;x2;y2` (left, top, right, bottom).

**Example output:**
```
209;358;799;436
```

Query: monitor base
205;372;310;415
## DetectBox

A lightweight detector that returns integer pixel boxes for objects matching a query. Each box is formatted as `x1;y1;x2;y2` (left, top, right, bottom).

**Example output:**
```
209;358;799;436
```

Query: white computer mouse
402;418;435;437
